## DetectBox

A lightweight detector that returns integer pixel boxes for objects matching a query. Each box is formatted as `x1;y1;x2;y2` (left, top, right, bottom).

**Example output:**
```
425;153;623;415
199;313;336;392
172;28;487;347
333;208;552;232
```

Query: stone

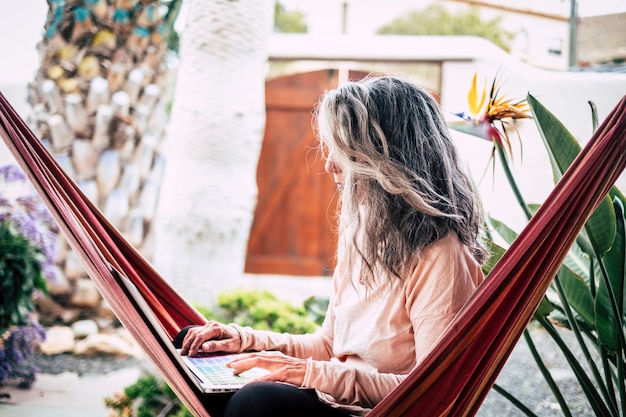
64;250;86;279
59;307;82;324
69;278;101;308
35;296;65;324
54;232;69;264
71;319;99;339
73;332;142;357
39;326;75;354
47;265;72;296
94;316;117;330
96;296;117;319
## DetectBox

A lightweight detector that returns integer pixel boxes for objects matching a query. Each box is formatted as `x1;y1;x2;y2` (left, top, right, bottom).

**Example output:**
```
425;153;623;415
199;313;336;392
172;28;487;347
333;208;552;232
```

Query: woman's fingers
180;324;217;355
225;352;263;373
201;336;240;353
227;351;306;386
179;321;240;356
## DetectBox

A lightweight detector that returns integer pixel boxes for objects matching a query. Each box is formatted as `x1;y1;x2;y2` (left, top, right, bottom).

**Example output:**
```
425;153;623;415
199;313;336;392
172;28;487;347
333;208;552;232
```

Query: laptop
111;264;269;393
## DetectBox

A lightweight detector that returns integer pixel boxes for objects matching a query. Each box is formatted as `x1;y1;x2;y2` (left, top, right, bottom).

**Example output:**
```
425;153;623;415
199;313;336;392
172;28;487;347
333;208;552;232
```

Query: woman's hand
179;321;242;356
227;351;307;387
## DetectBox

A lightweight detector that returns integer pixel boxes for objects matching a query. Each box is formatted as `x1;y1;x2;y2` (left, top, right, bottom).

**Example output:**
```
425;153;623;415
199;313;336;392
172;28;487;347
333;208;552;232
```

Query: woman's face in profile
324;151;345;192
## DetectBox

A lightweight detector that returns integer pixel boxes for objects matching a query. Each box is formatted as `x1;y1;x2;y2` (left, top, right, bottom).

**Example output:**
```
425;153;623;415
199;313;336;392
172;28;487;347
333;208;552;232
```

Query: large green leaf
486;216;558;319
490;211;594;289
561;242;593;283
528;93;616;256
534;296;554;319
604;199;626;312
487;217;518;246
527;93;580;182
610;186;626;212
595;199;625;351
556;266;596;328
482;239;506;276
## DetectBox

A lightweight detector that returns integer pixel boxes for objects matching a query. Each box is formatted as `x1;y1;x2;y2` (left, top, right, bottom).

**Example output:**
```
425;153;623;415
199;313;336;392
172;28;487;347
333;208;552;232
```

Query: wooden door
245;69;367;276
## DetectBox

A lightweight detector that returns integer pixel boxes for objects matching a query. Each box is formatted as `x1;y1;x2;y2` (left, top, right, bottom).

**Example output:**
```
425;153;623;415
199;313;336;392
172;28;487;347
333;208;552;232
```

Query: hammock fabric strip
1;90;625;417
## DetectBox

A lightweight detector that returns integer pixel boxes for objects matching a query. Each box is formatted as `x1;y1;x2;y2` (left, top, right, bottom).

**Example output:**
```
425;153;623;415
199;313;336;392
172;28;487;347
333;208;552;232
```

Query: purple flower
0;321;46;388
0;164;58;284
0;165;27;182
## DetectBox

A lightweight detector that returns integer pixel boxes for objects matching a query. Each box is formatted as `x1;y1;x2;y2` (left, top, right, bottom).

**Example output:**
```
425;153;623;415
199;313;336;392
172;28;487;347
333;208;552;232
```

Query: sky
0;0;47;84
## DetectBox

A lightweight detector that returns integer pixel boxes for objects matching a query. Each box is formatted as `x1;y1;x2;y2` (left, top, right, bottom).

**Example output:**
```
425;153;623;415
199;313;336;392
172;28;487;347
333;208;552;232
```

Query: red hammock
1;91;626;417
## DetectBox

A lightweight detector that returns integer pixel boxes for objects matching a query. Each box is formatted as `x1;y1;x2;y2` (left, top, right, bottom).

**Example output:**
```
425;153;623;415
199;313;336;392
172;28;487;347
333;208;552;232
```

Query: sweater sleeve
232;236;482;412
231;323;334;360
303;359;406;409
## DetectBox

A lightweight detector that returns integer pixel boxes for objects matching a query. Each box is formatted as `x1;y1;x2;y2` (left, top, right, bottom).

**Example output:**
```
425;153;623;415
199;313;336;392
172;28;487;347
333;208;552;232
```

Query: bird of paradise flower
448;71;531;162
448;72;534;218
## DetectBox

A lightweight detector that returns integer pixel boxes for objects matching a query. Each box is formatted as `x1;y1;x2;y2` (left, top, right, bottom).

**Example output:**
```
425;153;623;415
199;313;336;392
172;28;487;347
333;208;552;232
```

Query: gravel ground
478;325;596;417
32;352;143;376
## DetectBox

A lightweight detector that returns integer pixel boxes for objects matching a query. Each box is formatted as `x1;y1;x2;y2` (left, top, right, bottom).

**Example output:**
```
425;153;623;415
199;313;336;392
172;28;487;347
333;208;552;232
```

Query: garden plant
453;74;626;417
0;164;57;390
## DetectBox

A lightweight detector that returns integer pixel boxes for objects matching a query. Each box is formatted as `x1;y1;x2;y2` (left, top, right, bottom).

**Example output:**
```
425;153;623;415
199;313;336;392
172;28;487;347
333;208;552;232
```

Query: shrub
104;373;191;417
204;289;318;334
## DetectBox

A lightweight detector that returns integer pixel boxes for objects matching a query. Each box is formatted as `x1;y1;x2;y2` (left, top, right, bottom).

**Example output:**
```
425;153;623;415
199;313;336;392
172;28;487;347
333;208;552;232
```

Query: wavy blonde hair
316;75;487;287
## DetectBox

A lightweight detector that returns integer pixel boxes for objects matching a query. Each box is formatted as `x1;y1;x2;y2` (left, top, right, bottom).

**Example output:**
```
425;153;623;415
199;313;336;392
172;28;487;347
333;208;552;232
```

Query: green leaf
595;199;625;351
304;296;330;326
534;296;554;318
482;239;506;276
527;93;579;183
487;216;518;246
556;266;596;328
528;93;616;256
561;242;592;284
582;200;616;257
588;100;599;132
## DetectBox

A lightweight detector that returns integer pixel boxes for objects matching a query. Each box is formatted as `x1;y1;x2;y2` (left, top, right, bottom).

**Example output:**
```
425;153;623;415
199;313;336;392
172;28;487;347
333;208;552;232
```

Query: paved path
0;368;142;417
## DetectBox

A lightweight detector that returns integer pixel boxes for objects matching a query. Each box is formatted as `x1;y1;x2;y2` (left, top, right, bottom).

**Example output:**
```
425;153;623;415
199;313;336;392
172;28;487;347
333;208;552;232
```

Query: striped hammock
1;91;625;417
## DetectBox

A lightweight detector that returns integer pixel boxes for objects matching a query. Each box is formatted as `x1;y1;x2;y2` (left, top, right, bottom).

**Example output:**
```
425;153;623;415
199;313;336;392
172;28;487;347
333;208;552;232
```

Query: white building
280;0;626;70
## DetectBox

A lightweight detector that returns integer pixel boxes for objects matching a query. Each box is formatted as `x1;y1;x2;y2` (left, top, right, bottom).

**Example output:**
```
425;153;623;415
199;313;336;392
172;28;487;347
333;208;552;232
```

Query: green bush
0;221;47;331
104;373;192;417
198;289;318;334
0;221;48;388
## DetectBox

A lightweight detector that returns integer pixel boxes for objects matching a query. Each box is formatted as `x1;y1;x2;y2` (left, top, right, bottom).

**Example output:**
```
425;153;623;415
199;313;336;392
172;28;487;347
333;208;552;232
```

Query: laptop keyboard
189;354;268;385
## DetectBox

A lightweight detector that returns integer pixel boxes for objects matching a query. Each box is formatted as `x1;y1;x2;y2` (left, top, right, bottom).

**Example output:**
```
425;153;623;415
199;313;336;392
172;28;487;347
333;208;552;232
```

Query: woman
178;75;487;416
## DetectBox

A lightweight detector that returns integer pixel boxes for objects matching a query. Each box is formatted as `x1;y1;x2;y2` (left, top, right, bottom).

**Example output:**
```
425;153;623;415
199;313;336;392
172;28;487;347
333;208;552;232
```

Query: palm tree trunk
26;0;181;314
152;0;273;305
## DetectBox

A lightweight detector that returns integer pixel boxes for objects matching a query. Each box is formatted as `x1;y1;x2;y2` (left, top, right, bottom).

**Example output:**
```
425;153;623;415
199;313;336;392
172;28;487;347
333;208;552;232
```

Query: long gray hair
316;75;488;287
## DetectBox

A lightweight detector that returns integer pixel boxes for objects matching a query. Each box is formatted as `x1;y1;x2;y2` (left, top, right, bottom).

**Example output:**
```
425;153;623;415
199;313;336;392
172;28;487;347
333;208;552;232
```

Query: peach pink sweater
232;234;483;416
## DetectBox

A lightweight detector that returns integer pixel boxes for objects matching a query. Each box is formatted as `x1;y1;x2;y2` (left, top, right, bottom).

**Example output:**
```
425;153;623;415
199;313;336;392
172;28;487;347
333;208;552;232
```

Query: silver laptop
111;264;268;393
179;351;268;392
